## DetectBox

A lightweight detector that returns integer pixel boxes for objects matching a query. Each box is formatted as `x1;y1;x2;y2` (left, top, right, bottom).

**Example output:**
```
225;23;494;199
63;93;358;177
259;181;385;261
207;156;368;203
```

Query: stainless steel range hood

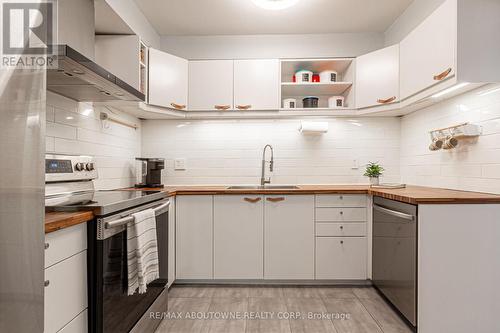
47;45;145;102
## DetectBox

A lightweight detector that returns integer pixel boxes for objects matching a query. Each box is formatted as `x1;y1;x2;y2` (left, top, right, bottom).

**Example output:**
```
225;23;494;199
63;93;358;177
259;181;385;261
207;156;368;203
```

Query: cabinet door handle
266;197;285;202
244;197;261;203
433;67;452;81
214;105;231;110
44;243;49;250
44;280;50;287
170;102;186;110
377;96;397;104
340;225;344;230
236;104;252;110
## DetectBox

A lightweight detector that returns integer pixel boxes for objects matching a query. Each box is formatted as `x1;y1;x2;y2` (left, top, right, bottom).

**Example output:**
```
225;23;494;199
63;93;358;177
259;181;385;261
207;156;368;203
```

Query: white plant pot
369;177;380;186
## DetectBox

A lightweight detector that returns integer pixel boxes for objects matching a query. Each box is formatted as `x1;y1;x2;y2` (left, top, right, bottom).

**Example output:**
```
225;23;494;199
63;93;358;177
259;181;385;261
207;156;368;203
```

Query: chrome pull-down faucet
260;144;274;186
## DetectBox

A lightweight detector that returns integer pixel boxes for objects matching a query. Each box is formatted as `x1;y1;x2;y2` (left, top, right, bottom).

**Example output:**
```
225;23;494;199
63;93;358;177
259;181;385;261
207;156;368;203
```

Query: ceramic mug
429;137;444;151
442;135;459;149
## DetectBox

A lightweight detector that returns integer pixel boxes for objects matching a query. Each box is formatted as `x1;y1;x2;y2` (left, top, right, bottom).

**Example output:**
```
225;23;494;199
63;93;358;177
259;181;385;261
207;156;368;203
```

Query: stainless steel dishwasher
372;196;417;328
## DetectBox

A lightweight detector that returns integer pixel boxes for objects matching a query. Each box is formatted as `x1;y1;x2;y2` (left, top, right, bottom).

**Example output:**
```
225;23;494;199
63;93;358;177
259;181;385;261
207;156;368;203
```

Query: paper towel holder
299;121;329;135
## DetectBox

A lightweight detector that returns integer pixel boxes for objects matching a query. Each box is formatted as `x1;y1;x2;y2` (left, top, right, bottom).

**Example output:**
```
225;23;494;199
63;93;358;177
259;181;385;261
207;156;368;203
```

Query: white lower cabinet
168;196;176;287
176;195;213;279
316;237;367;280
175;194;368;282
214;195;264;279
58;309;88;333
44;223;88;333
264;195;315;279
44;250;88;333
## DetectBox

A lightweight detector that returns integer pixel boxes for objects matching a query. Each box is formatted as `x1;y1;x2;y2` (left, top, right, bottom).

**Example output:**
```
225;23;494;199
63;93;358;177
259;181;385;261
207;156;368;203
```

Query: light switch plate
174;158;186;170
351;159;359;170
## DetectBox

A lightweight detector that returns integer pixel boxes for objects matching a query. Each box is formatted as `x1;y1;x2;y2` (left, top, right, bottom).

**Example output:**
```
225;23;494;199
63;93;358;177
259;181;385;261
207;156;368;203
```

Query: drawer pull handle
244;197;261;203
340;211;344;215
340;226;344;229
377;96;397;104
266;197;285;202
340;240;344;244
44;280;50;287
433;67;452;81
44;243;49;250
339;195;343;200
214;104;231;110
170;102;186;110
236;104;252;110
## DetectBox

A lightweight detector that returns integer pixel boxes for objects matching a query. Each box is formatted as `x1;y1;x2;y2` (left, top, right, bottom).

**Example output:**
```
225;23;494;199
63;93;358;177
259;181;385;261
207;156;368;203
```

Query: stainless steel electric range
45;154;169;333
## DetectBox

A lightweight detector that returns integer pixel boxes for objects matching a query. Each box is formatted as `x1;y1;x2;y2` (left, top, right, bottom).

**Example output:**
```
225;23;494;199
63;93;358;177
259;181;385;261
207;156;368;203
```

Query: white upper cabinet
189;60;234;111
234;59;280;111
95;35;141;91
400;0;457;100
148;48;188;110
356;44;400;109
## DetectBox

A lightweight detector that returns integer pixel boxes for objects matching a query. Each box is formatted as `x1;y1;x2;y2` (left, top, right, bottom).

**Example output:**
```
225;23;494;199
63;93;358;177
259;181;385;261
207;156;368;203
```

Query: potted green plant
364;162;384;186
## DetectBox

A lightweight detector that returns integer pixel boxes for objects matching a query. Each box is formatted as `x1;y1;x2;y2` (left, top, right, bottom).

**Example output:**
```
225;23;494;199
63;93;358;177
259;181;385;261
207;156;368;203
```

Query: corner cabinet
400;0;456;100
213;195;264;279
176;195;213;279
234;59;280;111
188;60;234;111
148;48;188;110
356;44;399;109
264;195;315;279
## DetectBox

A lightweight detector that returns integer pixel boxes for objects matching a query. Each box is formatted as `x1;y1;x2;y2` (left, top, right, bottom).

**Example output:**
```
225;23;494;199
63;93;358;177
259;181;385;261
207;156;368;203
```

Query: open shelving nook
280;58;355;111
139;41;148;96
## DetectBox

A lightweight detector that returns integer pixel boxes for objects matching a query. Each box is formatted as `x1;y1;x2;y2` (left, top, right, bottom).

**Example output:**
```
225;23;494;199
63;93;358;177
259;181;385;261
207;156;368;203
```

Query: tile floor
155;285;413;333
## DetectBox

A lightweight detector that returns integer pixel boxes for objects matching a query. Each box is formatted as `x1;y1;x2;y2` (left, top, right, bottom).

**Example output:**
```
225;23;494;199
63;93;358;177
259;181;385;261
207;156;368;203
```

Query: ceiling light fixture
252;0;300;10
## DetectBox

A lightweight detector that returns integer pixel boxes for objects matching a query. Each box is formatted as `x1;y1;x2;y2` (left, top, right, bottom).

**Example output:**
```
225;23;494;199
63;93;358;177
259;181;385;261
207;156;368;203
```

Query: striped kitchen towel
127;208;159;295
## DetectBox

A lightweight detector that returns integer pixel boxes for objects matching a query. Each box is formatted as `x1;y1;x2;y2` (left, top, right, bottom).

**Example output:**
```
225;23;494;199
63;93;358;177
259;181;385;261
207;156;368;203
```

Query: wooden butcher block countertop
45;184;500;233
45;211;93;234
136;184;500;205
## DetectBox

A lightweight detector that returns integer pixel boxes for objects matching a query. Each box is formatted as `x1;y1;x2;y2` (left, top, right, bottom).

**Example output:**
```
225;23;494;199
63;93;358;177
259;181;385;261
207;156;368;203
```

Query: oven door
88;199;169;333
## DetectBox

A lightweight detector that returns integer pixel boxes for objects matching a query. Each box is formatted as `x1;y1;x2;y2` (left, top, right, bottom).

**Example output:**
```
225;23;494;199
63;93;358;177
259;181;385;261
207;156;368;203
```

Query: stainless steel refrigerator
0;66;46;331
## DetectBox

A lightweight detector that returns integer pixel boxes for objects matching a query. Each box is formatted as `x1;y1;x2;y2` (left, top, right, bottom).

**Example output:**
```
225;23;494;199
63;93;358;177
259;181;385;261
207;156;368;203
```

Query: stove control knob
85;163;95;171
75;163;85;171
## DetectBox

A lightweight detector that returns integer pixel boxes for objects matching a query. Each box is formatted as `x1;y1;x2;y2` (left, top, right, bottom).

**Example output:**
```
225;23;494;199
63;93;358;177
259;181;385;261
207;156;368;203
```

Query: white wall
384;0;445;45
400;84;500;194
161;33;384;60
46;92;141;190
105;0;161;48
141;118;401;185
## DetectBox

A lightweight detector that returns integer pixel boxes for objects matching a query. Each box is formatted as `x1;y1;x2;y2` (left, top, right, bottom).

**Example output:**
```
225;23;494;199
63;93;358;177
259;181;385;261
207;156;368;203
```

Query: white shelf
281;82;353;96
281;58;354;76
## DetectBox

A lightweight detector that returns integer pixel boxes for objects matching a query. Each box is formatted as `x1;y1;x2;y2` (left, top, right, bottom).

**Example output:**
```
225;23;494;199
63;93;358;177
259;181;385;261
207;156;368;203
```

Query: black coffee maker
135;158;165;188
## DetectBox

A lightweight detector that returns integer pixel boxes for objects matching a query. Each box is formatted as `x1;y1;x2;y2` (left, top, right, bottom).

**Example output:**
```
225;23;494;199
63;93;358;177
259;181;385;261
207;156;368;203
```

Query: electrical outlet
174;158;186;170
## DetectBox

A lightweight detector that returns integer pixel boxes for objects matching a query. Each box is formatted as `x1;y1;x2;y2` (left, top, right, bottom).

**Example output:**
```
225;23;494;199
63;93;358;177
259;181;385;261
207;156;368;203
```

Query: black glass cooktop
46;190;166;216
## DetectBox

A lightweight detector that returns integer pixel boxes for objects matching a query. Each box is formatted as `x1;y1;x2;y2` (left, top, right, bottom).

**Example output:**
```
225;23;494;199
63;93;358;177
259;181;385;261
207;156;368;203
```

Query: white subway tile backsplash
46;92;141;190
401;84;500;194
142;118;401;185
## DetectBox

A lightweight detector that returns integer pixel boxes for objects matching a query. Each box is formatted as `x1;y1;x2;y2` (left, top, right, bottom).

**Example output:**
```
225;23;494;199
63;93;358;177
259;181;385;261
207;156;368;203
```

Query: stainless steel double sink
226;185;300;190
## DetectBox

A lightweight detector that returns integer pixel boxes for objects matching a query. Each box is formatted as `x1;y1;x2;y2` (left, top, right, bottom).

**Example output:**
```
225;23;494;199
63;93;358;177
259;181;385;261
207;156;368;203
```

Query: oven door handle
105;201;170;229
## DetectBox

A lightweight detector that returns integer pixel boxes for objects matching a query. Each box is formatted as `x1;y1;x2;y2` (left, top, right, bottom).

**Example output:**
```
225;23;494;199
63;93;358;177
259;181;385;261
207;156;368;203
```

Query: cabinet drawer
316;195;367;208
58;309;87;333
316;208;367;222
316;223;366;237
45;223;87;268
316;237;367;280
44;251;88;333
